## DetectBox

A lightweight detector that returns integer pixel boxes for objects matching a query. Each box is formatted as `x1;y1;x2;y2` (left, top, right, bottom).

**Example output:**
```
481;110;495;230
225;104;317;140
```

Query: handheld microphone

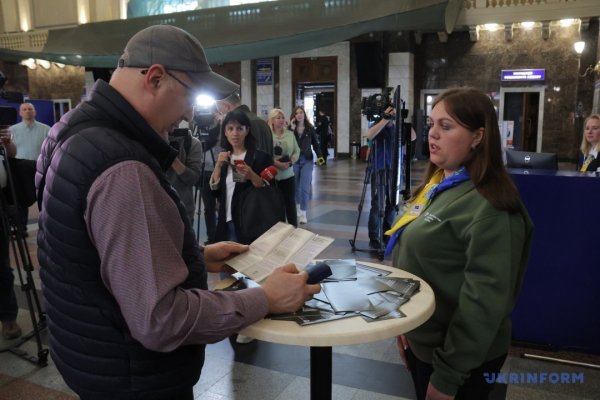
260;165;278;183
305;262;332;284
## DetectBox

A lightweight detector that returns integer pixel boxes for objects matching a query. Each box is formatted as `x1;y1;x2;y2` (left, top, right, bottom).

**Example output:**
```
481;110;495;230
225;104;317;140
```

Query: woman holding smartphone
268;108;300;226
210;109;273;243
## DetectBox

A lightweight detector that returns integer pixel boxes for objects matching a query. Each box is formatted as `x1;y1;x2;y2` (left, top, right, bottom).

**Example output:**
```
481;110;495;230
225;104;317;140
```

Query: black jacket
293;125;322;160
36;80;206;399
236;104;273;155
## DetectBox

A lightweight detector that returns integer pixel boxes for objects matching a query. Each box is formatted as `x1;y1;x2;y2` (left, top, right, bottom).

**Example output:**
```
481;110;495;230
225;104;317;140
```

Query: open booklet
226;222;334;282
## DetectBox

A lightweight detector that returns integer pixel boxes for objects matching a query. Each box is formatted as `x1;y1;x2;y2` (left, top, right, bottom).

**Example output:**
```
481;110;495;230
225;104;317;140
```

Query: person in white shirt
10;102;50;161
10;103;50;234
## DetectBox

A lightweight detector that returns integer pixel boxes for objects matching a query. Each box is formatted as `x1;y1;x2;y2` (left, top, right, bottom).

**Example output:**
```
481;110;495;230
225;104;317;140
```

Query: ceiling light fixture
20;58;37;70
37;59;51;69
521;21;535;30
559;18;575;27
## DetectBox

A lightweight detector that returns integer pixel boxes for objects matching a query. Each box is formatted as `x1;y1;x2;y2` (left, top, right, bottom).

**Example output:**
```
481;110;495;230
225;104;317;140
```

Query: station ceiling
0;0;460;68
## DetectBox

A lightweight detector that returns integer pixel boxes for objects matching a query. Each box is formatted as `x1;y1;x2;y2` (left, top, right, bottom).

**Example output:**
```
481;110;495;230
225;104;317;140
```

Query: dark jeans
277;176;297;226
226;220;238;242
406;348;507;400
200;171;217;243
368;169;395;241
319;131;329;161
0;210;18;322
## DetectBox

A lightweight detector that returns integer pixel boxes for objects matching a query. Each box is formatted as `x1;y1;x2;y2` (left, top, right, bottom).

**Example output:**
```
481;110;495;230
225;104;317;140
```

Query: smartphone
234;160;245;166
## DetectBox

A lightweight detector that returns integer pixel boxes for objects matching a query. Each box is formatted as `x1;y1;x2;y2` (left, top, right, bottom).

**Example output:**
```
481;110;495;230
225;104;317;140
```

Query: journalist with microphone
210;108;277;243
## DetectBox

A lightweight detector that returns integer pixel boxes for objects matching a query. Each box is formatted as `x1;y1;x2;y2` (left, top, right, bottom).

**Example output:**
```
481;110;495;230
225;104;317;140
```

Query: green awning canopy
0;0;460;68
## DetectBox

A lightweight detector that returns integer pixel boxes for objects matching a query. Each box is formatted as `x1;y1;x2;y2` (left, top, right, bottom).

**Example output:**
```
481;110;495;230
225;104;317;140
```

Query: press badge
407;203;424;216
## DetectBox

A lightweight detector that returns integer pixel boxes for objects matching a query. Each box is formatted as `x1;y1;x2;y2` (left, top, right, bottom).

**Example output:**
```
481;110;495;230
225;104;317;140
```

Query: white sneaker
298;210;307;224
236;334;255;344
296;204;301;217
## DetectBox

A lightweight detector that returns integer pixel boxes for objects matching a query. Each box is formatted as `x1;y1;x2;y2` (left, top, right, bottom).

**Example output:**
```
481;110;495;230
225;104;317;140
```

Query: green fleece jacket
272;129;300;181
392;179;533;396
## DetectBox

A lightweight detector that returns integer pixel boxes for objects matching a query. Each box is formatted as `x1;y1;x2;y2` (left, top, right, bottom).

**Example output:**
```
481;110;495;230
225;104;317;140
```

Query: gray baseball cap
118;24;239;99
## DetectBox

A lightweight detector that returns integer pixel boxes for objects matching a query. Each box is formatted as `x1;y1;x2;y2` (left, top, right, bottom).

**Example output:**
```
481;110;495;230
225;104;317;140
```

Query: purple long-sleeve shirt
84;160;268;352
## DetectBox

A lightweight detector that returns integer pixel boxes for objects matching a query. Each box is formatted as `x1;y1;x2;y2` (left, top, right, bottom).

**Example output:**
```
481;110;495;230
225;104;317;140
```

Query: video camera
1;71;23;129
0;71;24;105
193;104;217;134
361;87;393;122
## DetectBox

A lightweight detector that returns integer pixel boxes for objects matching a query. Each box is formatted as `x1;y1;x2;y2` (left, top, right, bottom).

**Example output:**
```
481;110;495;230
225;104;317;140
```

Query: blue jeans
293;155;313;211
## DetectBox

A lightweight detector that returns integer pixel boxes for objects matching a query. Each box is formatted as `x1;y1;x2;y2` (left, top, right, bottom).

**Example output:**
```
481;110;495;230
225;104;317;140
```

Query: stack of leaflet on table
268;259;420;326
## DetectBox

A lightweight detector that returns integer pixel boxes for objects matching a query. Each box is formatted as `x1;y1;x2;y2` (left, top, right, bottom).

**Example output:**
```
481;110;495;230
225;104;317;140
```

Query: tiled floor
1;156;599;399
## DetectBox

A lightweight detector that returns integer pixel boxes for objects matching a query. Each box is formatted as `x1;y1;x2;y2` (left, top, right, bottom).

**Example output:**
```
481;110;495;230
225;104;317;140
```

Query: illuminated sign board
501;69;545;81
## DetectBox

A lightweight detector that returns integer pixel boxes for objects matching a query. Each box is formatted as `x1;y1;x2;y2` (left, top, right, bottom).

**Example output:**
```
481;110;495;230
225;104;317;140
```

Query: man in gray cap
36;25;319;400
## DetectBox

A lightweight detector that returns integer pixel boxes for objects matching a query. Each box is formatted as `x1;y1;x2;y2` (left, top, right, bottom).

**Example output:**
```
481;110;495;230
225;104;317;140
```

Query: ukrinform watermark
484;372;585;384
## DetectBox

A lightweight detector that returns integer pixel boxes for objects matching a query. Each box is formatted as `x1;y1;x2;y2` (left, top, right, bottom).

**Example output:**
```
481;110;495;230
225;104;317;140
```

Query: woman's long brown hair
414;87;522;213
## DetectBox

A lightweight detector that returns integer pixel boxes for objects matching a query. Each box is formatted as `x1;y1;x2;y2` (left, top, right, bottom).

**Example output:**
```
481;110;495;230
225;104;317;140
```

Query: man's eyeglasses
165;70;193;92
140;69;196;105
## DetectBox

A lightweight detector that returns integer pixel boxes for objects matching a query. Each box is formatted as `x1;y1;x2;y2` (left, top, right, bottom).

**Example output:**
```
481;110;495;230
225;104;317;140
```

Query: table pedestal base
310;346;332;400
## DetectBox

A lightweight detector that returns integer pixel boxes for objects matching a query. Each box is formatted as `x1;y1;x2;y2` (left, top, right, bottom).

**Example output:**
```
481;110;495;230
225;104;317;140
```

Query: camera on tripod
0;70;48;366
0;71;24;104
361;87;393;122
192;104;217;141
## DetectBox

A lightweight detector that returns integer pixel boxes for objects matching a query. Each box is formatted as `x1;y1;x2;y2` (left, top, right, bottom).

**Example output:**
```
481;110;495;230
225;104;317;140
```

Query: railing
463;0;551;8
0;30;48;51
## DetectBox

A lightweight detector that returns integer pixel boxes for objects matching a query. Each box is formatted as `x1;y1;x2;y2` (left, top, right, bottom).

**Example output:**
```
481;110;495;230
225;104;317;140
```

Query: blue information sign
256;59;273;85
501;69;545;81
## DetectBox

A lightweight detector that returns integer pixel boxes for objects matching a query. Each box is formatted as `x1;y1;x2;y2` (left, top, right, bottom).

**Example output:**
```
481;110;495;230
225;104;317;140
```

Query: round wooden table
234;262;435;400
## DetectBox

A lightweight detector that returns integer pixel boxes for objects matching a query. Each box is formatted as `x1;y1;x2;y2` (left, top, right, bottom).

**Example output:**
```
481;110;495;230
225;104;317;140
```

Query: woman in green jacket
387;87;533;400
268;107;300;226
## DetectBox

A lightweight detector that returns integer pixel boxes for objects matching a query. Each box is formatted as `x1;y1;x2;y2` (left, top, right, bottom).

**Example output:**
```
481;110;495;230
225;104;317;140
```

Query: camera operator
366;106;397;249
166;126;203;224
0;127;22;340
198;112;222;244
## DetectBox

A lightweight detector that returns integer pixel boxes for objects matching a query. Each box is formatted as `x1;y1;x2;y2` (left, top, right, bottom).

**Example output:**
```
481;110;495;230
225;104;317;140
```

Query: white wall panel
33;0;77;29
1;0;20;33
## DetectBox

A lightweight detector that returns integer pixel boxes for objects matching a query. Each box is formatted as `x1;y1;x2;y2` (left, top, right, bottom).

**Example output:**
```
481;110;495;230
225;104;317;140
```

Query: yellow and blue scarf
581;153;595;171
384;167;470;256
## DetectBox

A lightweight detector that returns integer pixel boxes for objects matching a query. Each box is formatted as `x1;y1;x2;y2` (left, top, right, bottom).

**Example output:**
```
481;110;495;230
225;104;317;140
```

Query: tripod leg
194;184;202;240
4;221;48;366
349;164;371;250
375;170;387;260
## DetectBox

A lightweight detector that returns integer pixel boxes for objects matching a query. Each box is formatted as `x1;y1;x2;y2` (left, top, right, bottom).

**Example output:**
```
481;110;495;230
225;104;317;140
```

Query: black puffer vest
36;80;207;399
